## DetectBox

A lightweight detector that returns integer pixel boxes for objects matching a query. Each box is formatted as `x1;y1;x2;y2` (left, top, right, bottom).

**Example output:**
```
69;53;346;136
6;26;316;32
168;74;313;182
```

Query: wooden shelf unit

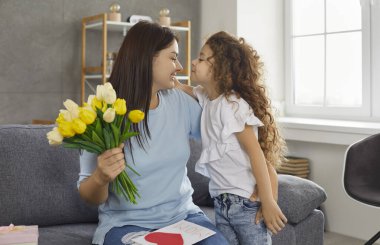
81;13;191;104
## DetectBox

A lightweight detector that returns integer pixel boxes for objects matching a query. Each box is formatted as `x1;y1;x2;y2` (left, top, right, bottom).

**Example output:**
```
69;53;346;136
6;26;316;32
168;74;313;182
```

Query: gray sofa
0;125;327;245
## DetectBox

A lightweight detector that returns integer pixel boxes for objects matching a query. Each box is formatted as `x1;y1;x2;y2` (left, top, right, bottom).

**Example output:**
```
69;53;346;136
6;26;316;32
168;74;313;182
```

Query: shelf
81;13;191;104
84;74;189;80
85;21;190;33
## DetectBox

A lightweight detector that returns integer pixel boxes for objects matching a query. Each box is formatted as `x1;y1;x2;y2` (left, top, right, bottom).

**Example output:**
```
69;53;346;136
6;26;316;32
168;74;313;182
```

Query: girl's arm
174;78;196;99
236;126;287;234
251;164;278;202
268;164;279;201
79;144;126;205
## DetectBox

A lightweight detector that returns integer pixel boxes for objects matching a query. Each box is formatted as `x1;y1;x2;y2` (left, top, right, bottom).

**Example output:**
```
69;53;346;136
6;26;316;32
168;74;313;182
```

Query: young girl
176;31;287;244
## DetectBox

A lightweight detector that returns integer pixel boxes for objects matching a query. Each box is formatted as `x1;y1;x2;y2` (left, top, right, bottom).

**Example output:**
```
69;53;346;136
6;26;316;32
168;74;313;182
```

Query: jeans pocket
242;199;260;210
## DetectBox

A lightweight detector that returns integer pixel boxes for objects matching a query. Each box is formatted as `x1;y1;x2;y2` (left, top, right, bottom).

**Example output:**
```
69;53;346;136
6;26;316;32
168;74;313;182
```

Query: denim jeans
214;193;272;245
103;212;229;245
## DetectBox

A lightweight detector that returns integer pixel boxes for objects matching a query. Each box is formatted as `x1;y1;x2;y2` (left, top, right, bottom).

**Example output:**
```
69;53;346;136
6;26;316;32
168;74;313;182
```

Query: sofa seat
0;125;327;245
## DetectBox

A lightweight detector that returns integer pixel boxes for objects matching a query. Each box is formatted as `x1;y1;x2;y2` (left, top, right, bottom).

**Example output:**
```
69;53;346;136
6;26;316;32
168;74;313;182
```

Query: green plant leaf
103;128;111;149
111;123;120;146
95;118;103;141
92;131;106;149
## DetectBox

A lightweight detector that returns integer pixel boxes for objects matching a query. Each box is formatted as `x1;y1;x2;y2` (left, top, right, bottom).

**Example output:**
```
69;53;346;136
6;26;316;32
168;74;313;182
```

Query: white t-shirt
193;86;264;199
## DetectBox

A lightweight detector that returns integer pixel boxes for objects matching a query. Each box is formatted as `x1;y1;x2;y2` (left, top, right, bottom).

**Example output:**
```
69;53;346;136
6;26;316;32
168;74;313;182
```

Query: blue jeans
214;193;272;245
103;212;229;245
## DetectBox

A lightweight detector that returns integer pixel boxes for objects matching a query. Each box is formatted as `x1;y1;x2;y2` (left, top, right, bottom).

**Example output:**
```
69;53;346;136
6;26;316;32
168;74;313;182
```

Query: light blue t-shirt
78;89;202;245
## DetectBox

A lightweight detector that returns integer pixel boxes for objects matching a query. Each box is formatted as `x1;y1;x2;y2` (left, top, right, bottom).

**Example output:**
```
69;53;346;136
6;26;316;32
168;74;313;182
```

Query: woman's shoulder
160;89;199;108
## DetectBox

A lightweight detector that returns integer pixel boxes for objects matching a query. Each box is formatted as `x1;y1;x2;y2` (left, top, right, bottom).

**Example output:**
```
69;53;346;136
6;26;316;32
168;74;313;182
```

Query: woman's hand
93;143;126;186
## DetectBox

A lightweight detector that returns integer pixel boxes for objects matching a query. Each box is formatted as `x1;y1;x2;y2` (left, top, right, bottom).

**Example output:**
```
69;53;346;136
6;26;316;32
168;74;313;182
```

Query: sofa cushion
278;174;327;223
0;125;98;226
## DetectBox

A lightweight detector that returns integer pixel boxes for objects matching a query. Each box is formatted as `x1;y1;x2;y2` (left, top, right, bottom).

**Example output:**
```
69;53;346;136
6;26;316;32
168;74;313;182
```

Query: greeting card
132;220;215;245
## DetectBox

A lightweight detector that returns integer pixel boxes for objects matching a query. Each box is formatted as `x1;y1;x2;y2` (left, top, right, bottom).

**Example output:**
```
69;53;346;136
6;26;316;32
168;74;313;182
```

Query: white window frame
284;0;379;121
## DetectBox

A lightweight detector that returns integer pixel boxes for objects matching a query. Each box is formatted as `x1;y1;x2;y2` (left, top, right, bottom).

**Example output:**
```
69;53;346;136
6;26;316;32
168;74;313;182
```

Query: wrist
93;169;109;187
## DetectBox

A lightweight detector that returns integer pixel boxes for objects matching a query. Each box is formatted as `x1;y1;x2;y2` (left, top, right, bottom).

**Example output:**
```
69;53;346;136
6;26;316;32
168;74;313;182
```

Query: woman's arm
79;145;126;205
235;126;287;234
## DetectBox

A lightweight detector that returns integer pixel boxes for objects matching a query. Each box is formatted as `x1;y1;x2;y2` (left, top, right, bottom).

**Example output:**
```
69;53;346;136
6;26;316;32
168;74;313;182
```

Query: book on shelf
0;224;38;245
132;220;215;245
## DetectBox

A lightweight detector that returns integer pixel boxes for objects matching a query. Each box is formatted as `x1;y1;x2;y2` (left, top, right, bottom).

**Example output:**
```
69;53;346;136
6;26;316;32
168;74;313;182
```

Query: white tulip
96;84;105;101
87;94;95;105
103;108;116;123
47;127;63;145
104;82;113;90
63;99;79;118
102;87;117;104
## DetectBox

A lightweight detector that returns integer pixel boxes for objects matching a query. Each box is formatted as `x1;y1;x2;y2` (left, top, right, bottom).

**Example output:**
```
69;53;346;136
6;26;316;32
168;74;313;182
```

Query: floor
325;231;367;245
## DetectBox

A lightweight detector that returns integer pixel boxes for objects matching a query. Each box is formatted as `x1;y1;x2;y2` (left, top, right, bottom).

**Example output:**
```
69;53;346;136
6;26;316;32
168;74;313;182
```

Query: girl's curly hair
205;31;286;167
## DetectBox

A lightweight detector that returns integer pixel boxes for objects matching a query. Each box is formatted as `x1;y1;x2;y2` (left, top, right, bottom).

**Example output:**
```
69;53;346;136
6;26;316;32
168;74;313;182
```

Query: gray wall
0;0;200;124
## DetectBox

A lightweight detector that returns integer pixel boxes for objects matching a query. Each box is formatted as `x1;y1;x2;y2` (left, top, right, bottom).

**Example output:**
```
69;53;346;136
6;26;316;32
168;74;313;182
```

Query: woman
77;21;229;245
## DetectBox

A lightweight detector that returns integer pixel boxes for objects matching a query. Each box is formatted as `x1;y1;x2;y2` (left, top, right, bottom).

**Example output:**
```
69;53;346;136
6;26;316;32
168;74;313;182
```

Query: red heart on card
145;232;184;245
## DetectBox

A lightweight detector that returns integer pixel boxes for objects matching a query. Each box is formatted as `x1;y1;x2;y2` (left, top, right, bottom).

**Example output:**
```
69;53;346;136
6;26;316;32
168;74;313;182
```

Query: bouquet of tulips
46;82;144;204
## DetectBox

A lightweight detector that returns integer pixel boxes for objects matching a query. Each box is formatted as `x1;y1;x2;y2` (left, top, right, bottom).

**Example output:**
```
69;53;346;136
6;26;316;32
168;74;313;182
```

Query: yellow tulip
128;110;145;123
59;109;72;122
58;121;75;138
46;127;63;145
113;98;127;115
56;113;66;124
91;97;103;111
103;108;116;123
72;118;87;134
102;101;108;113
79;107;97;125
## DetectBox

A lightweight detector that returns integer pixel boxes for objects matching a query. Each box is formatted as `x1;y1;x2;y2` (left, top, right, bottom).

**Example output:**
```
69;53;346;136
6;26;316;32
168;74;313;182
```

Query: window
285;0;379;121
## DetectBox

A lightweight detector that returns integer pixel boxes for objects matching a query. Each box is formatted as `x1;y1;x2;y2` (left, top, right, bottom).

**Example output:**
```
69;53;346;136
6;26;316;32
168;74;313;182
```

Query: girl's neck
204;85;221;101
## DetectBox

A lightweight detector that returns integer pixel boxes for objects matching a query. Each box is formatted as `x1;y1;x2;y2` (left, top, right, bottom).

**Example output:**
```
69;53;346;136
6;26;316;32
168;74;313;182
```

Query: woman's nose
176;60;183;71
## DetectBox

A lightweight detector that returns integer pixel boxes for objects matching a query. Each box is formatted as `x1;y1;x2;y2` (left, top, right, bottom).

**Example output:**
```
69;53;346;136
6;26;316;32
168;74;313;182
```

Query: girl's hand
93;144;126;186
261;199;287;235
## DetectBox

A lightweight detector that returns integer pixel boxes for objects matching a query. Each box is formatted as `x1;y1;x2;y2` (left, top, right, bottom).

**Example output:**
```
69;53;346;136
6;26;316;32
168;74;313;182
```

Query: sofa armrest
278;174;327;223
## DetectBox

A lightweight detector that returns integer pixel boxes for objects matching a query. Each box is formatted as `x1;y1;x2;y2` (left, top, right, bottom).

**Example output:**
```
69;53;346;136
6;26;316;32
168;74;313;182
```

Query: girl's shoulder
222;92;250;110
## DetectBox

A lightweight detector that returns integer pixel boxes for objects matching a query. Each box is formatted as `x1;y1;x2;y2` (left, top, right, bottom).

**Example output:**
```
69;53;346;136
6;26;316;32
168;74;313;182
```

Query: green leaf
76;140;104;153
63;143;100;154
126;163;141;176
120;131;139;143
92;131;106;149
95;119;103;141
109;128;115;149
111;123;120;146
103;128;111;149
79;133;92;142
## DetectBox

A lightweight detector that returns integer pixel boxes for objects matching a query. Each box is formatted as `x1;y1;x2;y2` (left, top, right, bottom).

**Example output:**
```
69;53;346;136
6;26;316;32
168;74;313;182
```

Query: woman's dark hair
110;21;178;150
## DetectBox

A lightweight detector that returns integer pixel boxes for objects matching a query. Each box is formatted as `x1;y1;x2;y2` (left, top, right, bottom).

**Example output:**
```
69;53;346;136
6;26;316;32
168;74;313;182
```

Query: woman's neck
150;92;159;109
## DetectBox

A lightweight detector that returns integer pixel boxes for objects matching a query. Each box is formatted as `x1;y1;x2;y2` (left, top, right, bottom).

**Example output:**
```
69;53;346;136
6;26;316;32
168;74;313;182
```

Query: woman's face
152;40;183;92
190;44;215;86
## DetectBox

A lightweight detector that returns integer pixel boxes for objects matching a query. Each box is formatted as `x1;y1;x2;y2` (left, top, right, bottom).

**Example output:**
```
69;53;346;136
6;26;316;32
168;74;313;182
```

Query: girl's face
191;44;215;86
152;40;183;92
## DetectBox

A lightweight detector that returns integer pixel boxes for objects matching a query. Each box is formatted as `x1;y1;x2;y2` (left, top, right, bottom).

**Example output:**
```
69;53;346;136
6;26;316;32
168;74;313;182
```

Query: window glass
293;0;324;35
326;32;362;107
326;0;361;32
293;36;325;105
